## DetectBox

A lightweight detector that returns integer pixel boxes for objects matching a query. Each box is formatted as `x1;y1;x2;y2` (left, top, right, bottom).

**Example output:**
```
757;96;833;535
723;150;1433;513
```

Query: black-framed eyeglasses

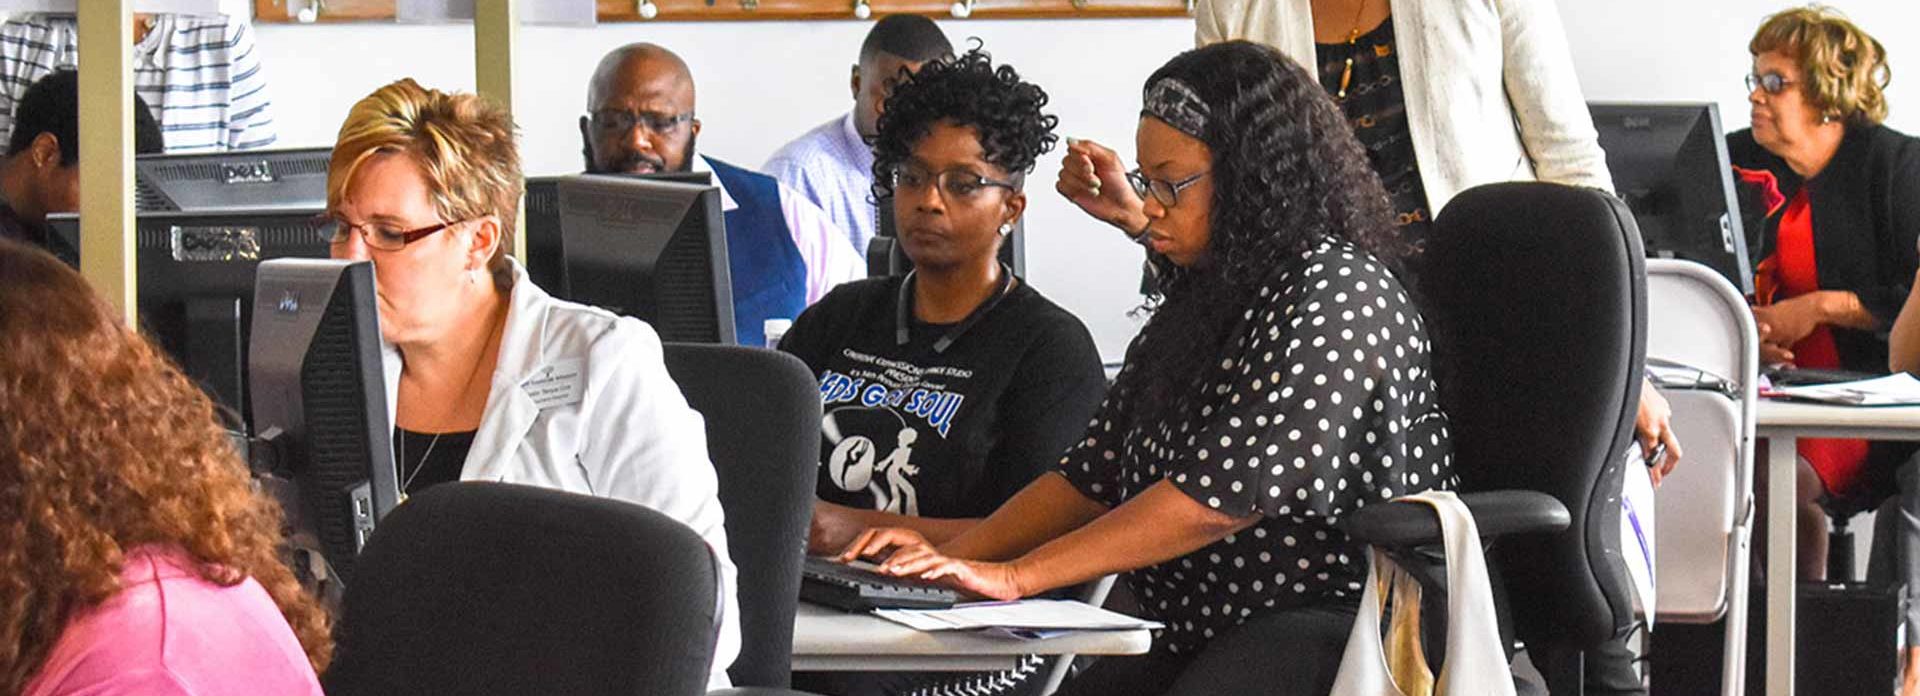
1745;72;1797;96
589;108;696;135
1127;169;1208;207
888;164;1017;201
317;214;465;251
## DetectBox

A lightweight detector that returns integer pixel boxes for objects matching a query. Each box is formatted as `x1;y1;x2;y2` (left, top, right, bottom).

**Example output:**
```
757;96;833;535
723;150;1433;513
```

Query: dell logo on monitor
221;160;278;185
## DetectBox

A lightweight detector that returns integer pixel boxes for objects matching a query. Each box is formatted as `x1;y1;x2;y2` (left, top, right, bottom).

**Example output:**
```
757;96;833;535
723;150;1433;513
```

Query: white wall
251;0;1918;360
1561;0;1917;135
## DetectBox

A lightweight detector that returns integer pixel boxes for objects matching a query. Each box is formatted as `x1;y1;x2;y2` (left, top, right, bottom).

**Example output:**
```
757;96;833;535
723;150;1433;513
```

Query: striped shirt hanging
0;13;277;153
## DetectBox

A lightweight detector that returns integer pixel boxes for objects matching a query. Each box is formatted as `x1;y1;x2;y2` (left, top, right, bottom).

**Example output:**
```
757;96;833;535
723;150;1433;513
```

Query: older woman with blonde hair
0;239;330;695
323;79;740;688
1727;5;1920;692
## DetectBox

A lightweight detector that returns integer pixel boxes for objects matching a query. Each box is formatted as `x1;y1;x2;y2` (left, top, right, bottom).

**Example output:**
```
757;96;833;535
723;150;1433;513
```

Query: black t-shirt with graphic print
780;274;1107;520
1059;237;1456;655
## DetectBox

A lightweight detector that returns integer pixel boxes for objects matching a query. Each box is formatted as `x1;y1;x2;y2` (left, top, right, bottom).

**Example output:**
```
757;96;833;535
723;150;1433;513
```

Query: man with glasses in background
581;43;863;347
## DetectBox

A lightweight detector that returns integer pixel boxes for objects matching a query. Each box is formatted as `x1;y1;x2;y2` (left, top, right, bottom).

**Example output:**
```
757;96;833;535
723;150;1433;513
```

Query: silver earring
997;223;1013;237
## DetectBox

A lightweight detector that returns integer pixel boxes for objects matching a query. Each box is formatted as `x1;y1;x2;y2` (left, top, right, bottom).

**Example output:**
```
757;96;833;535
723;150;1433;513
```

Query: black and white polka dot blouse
1058;237;1455;654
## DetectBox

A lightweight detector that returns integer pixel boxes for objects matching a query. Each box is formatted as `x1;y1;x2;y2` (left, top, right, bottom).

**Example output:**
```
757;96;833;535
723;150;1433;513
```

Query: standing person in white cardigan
1196;0;1612;212
1057;1;1668;693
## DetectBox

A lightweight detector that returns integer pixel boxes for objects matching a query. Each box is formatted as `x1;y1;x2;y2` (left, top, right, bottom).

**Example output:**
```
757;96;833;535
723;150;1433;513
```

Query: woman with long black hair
841;41;1452;695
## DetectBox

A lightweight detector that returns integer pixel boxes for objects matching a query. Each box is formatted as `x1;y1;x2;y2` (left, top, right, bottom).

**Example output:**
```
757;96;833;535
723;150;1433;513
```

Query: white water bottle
763;318;793;349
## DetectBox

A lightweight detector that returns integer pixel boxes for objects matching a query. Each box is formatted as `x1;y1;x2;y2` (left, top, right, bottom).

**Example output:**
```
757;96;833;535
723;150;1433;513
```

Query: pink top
23;546;323;696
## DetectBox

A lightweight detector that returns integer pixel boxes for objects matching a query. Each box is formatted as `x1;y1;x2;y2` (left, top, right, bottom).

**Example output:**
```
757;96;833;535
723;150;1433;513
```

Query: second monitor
1589;102;1754;295
524;174;737;344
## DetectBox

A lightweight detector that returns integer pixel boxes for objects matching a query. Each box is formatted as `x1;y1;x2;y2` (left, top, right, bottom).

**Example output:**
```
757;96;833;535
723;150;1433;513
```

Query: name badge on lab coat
522;359;585;410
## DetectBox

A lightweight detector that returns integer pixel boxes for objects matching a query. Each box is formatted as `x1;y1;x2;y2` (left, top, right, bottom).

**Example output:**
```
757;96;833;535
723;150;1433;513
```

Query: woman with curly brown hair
0;239;330;695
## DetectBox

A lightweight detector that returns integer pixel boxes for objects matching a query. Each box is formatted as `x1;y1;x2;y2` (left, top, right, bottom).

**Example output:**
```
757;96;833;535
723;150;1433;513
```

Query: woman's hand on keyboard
843;527;1028;601
881;549;1025;602
839;526;933;565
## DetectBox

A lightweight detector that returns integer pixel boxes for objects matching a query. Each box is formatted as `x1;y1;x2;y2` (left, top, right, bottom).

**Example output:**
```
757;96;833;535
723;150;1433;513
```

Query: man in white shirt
580;43;862;348
763;15;952;256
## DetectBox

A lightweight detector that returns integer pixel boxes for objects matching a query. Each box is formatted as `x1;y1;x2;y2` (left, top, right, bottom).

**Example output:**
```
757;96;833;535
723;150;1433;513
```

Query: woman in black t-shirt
782;46;1105;557
842;42;1453;696
781;48;1106;696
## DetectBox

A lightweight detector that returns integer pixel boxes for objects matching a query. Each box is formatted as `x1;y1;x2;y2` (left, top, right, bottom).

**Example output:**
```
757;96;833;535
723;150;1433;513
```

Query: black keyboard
1766;366;1878;386
799;557;959;612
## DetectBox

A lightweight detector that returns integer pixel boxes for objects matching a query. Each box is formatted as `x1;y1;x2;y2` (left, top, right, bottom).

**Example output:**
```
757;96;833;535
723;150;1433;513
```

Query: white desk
1755;400;1920;696
790;602;1153;672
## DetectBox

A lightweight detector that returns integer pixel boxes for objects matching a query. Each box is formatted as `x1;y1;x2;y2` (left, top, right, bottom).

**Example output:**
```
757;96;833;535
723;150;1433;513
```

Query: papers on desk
1766;373;1920;406
874;599;1162;640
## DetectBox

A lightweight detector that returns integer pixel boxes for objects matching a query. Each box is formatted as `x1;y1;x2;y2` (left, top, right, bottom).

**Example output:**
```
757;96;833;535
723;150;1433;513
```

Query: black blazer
1728;123;1920;373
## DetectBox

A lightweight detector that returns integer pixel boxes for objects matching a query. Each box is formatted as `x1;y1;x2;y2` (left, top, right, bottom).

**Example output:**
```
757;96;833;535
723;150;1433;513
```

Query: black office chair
663;343;820;691
1344;182;1647;695
323;481;723;696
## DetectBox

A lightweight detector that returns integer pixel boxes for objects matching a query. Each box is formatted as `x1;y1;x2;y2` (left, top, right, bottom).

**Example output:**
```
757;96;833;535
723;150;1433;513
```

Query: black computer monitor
1589;102;1754;295
248;258;398;586
48;208;332;416
871;198;1025;277
524;171;713;293
134;147;332;212
523;174;736;343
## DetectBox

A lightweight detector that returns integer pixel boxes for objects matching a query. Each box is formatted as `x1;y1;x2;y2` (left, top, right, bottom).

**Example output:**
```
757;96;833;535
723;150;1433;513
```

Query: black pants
1523;620;1646;696
1053;604;1356;696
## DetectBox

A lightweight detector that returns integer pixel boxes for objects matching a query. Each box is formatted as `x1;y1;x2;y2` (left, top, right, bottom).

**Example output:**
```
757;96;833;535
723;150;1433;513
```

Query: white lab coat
383;259;740;689
1195;0;1614;215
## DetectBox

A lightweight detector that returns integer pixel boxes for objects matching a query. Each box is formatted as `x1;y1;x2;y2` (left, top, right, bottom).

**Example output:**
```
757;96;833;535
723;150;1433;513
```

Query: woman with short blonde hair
323;79;742;689
327;78;522;290
0;239;330;695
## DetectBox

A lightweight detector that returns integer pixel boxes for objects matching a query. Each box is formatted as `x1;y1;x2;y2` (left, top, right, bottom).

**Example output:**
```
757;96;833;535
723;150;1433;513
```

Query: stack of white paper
874;599;1162;638
1771;373;1920;406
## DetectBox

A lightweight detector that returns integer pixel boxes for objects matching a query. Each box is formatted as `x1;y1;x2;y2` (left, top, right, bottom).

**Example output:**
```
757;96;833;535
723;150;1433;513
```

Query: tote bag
1329;491;1516;696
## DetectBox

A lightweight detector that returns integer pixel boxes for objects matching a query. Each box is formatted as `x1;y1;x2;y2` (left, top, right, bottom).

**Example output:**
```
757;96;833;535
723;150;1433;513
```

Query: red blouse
1770;189;1871;496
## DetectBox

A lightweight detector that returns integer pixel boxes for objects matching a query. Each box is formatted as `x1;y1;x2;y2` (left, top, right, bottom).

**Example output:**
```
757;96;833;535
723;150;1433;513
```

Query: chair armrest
1343;491;1569;547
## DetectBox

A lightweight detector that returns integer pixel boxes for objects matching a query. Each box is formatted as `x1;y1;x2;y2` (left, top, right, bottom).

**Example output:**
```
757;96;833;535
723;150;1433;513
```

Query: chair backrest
1646;259;1758;624
663;342;820;688
323;481;721;696
1420;182;1646;649
1645;259;1758;388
